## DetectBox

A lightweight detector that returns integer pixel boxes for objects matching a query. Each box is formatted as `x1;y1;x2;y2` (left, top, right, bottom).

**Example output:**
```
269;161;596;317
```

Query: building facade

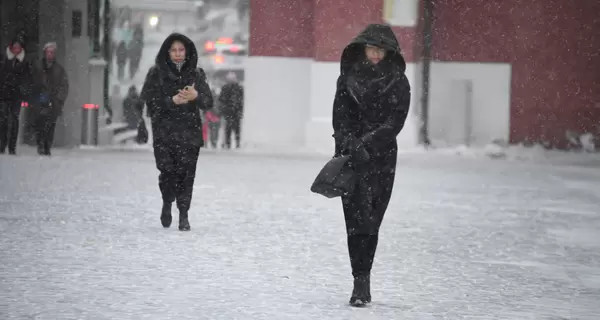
245;0;600;151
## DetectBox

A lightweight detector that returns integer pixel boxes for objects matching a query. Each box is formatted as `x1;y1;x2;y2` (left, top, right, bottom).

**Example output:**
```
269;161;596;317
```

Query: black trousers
35;109;58;154
342;162;396;277
223;116;241;148
129;60;140;79
0;100;21;154
208;121;220;148
153;142;200;213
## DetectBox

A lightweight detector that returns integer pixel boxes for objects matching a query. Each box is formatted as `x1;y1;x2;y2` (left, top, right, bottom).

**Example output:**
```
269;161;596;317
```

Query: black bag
136;119;148;144
310;155;357;198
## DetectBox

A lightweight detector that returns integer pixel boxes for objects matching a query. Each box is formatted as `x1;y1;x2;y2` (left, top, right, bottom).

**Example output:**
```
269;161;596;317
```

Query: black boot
349;274;371;307
160;202;172;228
178;211;190;231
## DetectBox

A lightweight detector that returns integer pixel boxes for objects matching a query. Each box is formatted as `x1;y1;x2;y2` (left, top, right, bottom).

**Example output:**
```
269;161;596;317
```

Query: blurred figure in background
128;23;144;80
115;41;128;81
0;35;34;155
114;20;133;81
218;72;244;149
34;42;69;156
203;88;221;149
141;33;213;231
122;85;144;130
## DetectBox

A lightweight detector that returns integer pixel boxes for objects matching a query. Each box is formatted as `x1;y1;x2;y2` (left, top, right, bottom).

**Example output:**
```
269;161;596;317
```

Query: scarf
346;59;399;107
172;60;184;72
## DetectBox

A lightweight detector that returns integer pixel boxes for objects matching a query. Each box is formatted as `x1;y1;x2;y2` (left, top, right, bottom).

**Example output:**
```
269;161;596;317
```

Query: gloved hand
343;136;370;163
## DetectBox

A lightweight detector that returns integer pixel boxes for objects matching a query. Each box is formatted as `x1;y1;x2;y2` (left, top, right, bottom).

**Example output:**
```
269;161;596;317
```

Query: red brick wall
249;0;417;63
313;0;417;62
431;0;600;148
249;0;314;58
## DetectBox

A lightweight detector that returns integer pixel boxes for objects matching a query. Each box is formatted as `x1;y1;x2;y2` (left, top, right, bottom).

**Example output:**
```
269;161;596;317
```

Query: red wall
250;0;417;63
431;0;600;148
249;0;314;58
313;0;417;62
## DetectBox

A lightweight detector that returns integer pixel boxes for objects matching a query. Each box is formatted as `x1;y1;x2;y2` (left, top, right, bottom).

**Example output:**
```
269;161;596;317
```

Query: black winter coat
218;82;244;118
332;24;411;164
123;88;144;129
0;46;34;102
141;33;213;147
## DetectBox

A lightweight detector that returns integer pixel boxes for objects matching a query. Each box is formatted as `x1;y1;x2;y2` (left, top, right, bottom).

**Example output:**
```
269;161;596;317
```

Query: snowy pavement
1;148;599;319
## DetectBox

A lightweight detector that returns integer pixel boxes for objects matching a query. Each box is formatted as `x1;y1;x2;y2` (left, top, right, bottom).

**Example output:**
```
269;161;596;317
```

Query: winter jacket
218;82;244;118
123;87;144;129
332;24;411;161
141;33;213;147
35;58;69;116
0;46;34;102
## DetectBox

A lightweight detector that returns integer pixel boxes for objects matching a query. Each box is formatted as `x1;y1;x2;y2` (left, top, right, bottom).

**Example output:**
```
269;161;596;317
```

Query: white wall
428;62;512;147
244;57;420;152
243;56;312;148
243;59;511;152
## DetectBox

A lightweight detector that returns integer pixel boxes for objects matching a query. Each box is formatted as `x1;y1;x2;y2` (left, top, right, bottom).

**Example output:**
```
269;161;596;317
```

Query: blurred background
0;0;598;153
1;0;250;149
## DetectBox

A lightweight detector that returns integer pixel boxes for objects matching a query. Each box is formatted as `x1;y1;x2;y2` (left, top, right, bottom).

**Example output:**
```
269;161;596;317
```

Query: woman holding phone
141;33;213;231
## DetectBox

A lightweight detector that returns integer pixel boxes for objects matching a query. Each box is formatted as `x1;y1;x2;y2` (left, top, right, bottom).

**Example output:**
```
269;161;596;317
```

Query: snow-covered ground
1;148;599;319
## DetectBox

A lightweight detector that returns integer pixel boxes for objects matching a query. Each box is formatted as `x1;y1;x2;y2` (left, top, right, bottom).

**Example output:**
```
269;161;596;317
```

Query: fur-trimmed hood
6;46;25;62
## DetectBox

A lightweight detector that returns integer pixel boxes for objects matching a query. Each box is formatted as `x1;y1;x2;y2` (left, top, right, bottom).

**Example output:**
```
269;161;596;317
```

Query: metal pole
82;104;99;145
102;0;112;124
419;0;433;147
465;81;473;146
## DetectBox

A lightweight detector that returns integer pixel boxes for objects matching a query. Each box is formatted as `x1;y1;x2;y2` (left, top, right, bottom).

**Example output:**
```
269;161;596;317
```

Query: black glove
343;136;370;163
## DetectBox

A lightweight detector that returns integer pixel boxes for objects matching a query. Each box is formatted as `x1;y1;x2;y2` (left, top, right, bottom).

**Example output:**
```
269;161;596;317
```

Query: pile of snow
238;142;600;166
394;143;600;166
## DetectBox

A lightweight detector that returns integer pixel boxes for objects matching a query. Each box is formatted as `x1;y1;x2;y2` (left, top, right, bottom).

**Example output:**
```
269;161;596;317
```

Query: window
383;0;418;27
88;0;101;56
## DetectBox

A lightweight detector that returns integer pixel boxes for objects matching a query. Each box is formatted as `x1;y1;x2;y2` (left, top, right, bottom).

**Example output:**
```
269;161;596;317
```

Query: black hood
340;24;406;75
155;33;198;71
10;33;26;49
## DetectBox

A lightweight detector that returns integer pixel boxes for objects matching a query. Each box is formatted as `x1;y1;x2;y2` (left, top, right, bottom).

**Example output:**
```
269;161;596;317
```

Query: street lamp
149;15;159;28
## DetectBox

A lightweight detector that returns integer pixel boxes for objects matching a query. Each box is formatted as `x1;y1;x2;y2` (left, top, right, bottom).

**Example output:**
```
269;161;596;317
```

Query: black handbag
136;119;148;144
310;155;357;198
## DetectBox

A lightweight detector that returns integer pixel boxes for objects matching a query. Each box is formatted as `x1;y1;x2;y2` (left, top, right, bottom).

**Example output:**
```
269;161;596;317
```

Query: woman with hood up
332;24;411;307
0;35;33;155
141;33;213;231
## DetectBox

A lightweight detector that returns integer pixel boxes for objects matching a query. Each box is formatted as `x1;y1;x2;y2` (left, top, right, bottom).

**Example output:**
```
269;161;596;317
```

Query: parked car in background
199;37;246;83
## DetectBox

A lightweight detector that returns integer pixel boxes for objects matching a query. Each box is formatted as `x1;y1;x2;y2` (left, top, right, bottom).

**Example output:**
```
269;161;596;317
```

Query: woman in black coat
332;24;411;307
141;33;213;231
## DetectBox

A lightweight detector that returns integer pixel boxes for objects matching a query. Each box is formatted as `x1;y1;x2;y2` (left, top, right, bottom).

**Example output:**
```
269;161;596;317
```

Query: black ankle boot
349;274;371;307
178;211;190;231
160;202;172;228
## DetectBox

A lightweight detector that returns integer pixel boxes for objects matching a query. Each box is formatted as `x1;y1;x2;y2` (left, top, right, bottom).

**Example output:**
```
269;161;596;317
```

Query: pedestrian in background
34;42;69;156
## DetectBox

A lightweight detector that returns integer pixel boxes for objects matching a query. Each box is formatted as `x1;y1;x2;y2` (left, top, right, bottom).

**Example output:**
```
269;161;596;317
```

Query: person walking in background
0;35;34;155
128;23;144;80
218;72;244;149
115;41;128;81
141;33;213;231
34;42;69;156
204;109;221;149
332;24;411;307
122;85;144;130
